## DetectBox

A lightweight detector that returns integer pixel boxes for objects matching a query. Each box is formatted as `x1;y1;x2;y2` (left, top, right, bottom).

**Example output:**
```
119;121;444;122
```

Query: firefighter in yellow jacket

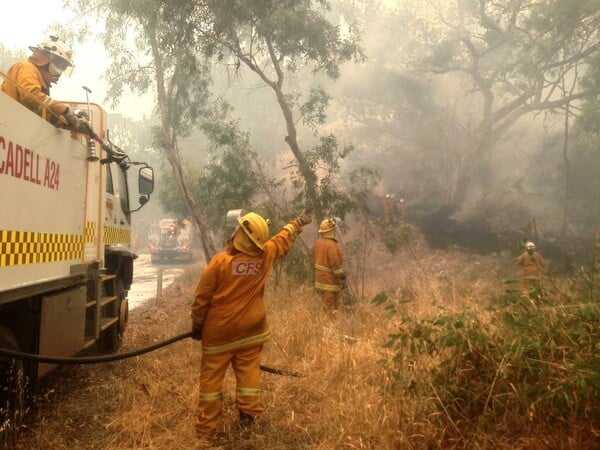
1;35;87;131
190;210;311;439
517;241;545;296
313;218;346;317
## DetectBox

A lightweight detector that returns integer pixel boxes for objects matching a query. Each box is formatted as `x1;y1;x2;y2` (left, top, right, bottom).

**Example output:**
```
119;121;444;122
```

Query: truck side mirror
139;166;154;195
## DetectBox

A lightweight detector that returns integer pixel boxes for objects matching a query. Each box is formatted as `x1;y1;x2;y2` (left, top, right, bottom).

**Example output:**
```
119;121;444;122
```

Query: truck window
115;164;131;220
105;163;114;195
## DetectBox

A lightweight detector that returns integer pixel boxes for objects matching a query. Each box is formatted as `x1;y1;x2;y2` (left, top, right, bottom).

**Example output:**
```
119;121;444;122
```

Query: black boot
239;410;254;428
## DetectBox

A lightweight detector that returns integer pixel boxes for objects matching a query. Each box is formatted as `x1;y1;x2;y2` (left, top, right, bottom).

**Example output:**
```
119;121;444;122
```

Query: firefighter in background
517;241;545;296
313;218;346;318
1;35;88;132
382;194;396;223
398;198;406;220
190;209;312;440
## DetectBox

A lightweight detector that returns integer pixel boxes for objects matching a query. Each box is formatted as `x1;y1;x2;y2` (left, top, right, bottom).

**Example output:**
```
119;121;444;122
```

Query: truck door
104;162;131;248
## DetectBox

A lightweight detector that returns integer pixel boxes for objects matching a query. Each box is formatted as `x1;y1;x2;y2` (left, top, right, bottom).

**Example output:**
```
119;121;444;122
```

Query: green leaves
375;287;600;435
370;291;388;306
300;87;330;128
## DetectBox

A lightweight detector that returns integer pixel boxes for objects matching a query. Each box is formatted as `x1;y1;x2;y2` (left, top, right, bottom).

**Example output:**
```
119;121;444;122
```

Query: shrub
373;219;415;254
376;285;600;438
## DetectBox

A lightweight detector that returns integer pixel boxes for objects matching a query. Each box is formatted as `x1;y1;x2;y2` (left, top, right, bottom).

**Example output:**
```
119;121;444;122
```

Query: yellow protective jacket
313;236;345;292
191;220;302;354
1;58;67;125
517;251;544;279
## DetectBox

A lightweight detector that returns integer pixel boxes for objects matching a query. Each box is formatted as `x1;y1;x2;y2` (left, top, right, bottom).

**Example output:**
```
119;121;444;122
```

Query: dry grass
13;235;594;449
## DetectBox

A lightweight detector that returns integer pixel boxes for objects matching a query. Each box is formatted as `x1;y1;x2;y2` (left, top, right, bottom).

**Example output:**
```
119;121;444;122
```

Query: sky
0;0;153;120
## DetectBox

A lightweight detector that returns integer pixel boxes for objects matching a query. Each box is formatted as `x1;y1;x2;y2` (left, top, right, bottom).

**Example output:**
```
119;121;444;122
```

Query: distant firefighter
313;218;346;318
517;241;545;297
397;198;406;220
382;193;399;223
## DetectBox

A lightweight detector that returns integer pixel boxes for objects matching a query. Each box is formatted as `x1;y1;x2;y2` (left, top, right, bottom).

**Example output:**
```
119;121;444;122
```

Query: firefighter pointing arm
189;209;311;442
1;35;88;133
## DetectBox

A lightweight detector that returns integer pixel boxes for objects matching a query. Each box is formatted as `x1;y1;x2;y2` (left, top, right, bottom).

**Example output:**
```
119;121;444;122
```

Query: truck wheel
0;326;25;448
99;280;127;353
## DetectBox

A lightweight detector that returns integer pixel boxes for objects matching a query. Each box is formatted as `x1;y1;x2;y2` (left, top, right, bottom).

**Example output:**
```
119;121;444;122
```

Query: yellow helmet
237;212;270;250
318;218;337;234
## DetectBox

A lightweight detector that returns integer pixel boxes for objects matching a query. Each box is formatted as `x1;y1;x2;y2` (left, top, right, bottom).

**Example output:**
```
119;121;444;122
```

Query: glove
72;108;90;120
295;210;312;226
63;108;92;135
191;324;202;341
63;108;78;126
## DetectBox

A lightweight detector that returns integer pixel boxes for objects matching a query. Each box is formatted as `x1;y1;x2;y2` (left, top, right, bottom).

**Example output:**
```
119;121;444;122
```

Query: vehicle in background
148;218;195;264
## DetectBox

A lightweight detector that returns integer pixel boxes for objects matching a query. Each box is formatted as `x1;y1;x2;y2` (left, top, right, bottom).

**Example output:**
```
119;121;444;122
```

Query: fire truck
0;78;154;436
148;218;195;264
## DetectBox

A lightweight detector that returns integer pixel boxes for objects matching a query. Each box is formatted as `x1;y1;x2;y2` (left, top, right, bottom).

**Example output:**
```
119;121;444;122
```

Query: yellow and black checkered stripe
104;225;130;246
0;229;83;266
85;221;96;243
0;222;131;267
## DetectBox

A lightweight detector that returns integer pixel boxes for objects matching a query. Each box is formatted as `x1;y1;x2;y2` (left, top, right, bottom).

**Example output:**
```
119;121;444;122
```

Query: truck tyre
0;326;25;448
99;280;127;353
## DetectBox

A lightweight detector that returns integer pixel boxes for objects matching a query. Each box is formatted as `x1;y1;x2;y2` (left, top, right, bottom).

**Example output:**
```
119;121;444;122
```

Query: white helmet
526;241;535;250
32;35;73;78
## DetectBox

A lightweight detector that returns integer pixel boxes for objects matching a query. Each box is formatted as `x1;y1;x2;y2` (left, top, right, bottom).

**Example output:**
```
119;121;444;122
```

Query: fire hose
83;122;128;163
0;331;303;377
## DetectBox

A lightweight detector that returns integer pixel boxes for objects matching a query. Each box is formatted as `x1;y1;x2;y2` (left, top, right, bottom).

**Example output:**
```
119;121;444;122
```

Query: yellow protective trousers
195;344;264;433
319;290;340;318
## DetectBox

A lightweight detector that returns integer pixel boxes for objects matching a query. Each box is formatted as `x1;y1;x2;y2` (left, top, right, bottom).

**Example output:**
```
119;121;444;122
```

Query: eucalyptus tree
199;0;365;221
67;0;218;260
327;1;479;211
566;51;600;231
421;0;600;210
159;113;259;237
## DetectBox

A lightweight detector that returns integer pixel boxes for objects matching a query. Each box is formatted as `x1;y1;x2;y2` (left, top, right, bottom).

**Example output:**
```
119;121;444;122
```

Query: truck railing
0;69;66;126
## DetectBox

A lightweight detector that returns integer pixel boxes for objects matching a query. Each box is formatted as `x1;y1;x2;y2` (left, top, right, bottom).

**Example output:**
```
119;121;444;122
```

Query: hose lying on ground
0;331;303;377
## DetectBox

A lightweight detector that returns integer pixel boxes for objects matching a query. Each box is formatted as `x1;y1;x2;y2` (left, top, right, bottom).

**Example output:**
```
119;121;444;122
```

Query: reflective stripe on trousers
195;344;264;433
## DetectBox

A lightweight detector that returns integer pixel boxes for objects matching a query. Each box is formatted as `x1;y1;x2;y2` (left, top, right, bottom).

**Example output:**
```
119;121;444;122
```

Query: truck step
100;317;119;331
100;295;117;307
86;299;96;308
100;274;117;282
83;338;96;349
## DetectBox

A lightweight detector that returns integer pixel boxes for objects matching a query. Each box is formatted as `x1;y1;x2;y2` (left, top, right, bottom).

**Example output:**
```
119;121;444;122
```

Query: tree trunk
561;100;570;240
163;141;216;261
150;29;216;262
272;86;322;219
238;37;322;220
